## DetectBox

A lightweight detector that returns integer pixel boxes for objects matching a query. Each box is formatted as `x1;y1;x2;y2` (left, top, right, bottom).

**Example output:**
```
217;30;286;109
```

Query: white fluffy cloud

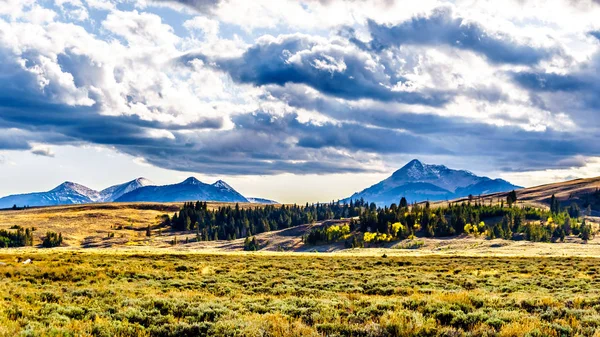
0;0;599;195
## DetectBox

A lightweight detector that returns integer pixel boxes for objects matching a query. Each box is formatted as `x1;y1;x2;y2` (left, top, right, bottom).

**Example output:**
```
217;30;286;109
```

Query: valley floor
2;251;600;336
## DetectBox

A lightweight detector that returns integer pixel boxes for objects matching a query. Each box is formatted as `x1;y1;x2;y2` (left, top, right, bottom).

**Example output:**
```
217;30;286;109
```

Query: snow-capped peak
181;177;202;185
119;177;153;193
386;159;489;192
212;180;234;191
98;178;155;202
393;159;440;180
406;159;423;168
51;181;101;201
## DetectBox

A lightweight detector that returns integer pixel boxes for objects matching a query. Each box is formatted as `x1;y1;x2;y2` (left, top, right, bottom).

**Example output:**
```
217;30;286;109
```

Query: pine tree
507;190;517;207
580;220;593;242
184;216;191;231
550;194;560;214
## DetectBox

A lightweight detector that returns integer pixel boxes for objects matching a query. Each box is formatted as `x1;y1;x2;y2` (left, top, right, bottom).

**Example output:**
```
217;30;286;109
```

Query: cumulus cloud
181;34;451;106
0;0;599;180
267;85;600;171
509;47;600;127
352;7;559;65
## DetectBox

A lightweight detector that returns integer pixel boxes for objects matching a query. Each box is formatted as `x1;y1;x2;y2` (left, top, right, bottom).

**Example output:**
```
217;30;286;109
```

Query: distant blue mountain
115;177;249;203
345;159;521;206
0;177;255;208
0;182;99;209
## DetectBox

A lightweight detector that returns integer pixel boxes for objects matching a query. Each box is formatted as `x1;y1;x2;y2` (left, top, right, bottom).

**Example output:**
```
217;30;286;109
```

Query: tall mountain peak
0;176;258;208
182;177;202;185
213;180;233;191
345;159;521;206
406;159;423;167
116;177;248;203
51;181;100;200
98;178;155;202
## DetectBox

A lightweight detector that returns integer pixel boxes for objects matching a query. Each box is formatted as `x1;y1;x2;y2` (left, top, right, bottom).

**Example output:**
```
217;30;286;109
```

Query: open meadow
2;251;600;337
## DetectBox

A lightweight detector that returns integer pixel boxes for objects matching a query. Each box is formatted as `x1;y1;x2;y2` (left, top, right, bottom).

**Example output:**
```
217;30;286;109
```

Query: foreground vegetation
2;252;600;336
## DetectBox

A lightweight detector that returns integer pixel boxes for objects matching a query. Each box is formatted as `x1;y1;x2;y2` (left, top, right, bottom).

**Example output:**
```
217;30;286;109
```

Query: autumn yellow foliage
464;221;486;236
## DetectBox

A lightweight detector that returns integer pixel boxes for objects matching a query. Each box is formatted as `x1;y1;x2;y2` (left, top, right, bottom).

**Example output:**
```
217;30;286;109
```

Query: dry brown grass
0;202;271;248
2;251;600;336
433;176;600;209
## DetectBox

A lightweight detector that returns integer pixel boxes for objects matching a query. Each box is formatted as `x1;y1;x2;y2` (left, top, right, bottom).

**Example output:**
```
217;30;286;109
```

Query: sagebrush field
1;251;600;336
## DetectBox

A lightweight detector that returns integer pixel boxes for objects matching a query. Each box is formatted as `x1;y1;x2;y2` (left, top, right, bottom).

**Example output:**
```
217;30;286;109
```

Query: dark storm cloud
0;93;223;146
267;86;600;172
0;54;393;175
511;72;587;92
353;7;558;65
111;111;442;175
233;112;448;155
0;131;32;151
179;35;451;106
509;49;600;119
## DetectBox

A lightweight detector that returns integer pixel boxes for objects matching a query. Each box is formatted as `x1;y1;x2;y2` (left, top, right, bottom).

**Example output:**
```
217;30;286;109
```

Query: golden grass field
440;176;600;210
2;250;600;336
0;202;270;248
2;181;600;336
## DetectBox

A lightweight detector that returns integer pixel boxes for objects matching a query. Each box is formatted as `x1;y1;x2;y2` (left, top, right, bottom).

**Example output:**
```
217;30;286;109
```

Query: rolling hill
449;176;600;213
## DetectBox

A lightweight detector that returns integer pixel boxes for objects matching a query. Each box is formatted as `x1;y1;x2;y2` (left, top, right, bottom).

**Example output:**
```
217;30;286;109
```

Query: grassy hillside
2;251;600;336
445;176;600;211
0;202;267;248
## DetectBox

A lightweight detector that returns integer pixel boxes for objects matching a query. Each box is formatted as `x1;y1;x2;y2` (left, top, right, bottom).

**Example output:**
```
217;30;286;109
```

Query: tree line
168;200;367;241
164;192;593;245
0;226;62;248
305;193;594;246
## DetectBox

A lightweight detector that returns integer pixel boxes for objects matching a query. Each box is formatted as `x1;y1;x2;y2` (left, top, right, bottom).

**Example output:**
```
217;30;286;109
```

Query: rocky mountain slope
345;159;521;206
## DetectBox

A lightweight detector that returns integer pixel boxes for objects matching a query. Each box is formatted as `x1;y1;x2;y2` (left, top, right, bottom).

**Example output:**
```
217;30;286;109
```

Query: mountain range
0;159;521;209
114;178;248;203
345;159;521;206
0;177;276;209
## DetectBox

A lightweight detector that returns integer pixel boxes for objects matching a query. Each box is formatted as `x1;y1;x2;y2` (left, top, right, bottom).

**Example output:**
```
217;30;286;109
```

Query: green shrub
42;231;63;248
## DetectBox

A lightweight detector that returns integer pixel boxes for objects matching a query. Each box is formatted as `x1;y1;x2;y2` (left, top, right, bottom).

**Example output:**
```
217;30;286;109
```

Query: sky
1;0;600;204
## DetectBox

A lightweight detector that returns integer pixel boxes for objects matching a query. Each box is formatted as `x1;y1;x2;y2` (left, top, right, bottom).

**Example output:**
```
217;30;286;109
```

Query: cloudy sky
1;0;600;203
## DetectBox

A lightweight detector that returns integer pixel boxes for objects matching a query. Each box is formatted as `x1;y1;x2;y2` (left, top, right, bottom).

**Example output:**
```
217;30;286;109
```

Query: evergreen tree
42;231;63;248
580;220;593;242
507;190;517;207
550;194;560;214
